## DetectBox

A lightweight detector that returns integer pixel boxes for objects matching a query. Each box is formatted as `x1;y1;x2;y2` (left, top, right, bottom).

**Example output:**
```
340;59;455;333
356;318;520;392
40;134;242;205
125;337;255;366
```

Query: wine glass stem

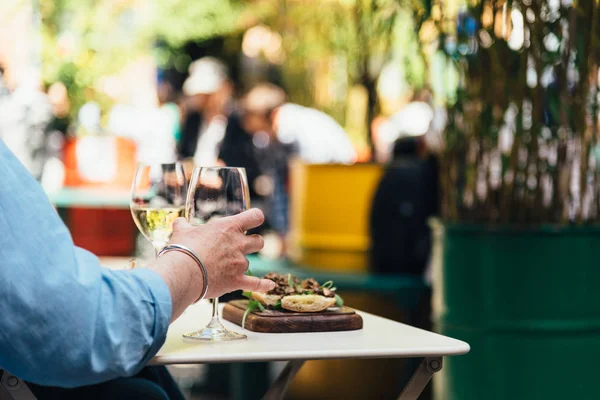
211;297;220;321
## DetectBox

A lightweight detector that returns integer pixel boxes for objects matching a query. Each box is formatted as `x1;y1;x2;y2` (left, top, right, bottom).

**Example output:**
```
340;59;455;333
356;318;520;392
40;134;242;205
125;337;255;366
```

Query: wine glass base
183;326;247;342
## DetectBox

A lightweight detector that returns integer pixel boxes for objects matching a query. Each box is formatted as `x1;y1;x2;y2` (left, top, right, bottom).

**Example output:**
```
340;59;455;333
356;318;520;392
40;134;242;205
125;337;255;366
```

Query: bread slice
281;295;336;313
252;292;282;306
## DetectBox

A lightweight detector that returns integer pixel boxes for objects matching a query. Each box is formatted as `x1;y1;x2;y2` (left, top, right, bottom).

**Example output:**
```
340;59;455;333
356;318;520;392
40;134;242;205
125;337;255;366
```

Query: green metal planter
431;224;600;400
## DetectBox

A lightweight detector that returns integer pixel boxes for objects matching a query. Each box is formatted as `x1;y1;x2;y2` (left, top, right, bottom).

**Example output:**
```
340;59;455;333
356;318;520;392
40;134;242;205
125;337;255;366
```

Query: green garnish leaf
242;298;266;329
303;291;314;295
335;294;344;307
287;273;294;287
330;287;337;291
321;280;334;289
242;291;253;299
274;300;282;309
246;269;255;277
242;300;259;329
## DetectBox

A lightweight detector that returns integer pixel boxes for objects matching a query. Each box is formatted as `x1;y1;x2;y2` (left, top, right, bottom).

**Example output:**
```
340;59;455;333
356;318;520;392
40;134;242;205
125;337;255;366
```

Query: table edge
150;344;470;365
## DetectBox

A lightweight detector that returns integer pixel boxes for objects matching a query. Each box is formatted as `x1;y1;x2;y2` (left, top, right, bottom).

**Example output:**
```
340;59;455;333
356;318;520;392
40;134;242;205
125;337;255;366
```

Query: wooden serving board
222;300;363;333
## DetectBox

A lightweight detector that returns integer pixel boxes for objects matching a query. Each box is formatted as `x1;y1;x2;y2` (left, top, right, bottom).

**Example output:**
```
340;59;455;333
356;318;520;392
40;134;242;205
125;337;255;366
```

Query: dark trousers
27;366;185;400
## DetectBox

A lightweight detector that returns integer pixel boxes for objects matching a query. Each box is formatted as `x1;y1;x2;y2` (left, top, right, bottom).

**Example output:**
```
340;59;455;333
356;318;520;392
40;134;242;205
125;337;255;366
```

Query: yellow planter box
288;160;383;273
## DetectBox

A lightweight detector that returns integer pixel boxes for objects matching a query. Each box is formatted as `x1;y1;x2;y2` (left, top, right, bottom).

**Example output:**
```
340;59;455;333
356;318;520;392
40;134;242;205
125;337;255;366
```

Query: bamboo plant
438;0;600;225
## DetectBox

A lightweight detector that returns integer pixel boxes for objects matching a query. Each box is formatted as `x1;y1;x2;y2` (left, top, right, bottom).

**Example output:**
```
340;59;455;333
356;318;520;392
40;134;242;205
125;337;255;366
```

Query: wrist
160;250;205;304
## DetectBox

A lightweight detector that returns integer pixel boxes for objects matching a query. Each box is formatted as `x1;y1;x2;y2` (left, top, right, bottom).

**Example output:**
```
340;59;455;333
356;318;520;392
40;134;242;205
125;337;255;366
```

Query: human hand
169;208;275;299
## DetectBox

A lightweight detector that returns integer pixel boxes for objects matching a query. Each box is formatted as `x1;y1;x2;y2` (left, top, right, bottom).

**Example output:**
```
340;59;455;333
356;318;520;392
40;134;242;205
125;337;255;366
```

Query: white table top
151;303;469;365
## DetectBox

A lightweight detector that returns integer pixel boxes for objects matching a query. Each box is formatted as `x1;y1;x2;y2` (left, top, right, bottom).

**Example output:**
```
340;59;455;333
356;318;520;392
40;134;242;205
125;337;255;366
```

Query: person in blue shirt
0;139;275;398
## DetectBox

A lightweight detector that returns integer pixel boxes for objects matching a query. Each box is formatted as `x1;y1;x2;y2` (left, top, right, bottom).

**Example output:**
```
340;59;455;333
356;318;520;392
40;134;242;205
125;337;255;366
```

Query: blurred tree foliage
37;0;275;118
144;0;243;48
40;0;140;118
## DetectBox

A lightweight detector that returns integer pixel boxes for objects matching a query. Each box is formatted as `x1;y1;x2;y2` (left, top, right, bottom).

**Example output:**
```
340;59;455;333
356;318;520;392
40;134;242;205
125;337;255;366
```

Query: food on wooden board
244;273;343;313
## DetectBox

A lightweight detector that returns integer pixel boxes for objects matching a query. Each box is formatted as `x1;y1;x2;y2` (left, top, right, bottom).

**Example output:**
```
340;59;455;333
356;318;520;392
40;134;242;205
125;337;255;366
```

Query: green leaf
242;300;257;329
303;291;314;295
274;300;282;309
242;291;253;299
321;280;334;289
256;302;265;312
246;269;255;277
287;273;294;287
242;300;259;329
335;294;344;307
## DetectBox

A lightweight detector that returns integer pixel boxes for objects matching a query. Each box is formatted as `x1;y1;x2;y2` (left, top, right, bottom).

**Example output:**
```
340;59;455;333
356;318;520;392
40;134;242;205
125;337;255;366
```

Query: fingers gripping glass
184;167;250;341
130;163;187;257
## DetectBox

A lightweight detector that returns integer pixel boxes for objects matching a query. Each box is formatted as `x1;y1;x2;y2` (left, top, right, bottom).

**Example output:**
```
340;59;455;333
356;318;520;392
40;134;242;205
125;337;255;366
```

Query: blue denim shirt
0;140;172;387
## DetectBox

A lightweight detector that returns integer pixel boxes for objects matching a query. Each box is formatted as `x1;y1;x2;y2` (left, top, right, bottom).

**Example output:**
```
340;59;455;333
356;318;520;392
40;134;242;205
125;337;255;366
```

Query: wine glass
130;163;187;257
184;166;250;341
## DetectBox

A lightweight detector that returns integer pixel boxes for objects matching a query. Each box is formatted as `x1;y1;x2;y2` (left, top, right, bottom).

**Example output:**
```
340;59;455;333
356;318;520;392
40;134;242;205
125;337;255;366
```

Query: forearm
148;251;205;322
0;248;173;387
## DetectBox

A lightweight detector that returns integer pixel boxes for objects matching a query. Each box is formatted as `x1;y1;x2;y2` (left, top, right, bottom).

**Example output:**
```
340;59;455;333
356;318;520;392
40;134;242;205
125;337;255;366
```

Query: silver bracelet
157;244;209;302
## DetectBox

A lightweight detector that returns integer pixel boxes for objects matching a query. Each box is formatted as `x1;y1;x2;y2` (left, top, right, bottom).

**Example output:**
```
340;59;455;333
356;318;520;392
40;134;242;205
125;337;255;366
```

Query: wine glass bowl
130;163;187;255
184;166;250;341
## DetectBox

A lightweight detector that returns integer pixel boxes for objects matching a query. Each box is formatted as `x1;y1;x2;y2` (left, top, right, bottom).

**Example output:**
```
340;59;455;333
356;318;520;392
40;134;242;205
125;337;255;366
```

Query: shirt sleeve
0;140;172;388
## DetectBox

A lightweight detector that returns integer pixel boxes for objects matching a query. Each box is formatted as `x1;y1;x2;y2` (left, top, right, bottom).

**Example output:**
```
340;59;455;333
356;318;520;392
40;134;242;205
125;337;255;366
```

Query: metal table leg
397;357;442;400
262;360;305;400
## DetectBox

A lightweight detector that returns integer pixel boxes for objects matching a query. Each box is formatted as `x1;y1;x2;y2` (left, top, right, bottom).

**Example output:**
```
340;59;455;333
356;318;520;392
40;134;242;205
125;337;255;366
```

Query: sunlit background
2;0;599;399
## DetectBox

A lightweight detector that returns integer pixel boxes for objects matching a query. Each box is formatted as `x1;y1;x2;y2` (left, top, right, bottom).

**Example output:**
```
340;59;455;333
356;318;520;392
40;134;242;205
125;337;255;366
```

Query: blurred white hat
242;83;286;114
183;57;228;96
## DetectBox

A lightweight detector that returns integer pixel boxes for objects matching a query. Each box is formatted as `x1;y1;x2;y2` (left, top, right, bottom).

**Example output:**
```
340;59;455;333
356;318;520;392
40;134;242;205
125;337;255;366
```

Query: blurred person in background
0;71;53;180
178;57;233;168
240;83;356;165
217;105;267;219
374;88;446;163
40;82;72;192
46;81;72;138
157;80;181;145
369;134;440;277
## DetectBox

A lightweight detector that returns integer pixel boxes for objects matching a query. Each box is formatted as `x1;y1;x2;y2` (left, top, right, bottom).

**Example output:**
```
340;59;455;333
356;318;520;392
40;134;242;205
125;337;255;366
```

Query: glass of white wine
130;163;187;256
184;166;250;341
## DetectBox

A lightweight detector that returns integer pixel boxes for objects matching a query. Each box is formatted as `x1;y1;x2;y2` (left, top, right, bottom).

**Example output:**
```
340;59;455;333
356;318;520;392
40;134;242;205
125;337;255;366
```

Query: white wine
131;206;185;249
